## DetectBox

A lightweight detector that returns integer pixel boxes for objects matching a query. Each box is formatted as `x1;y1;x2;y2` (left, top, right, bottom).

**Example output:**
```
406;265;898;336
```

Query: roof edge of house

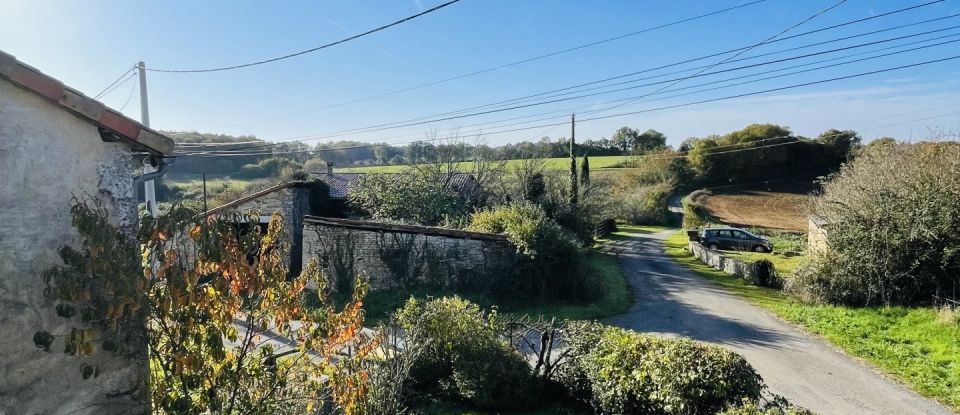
0;50;174;155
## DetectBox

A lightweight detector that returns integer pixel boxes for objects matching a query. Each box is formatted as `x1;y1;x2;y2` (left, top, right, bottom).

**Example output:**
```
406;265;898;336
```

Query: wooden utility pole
569;113;578;207
138;61;158;217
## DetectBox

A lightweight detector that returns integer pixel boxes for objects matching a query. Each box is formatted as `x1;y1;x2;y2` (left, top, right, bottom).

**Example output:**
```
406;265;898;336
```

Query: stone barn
0;51;173;414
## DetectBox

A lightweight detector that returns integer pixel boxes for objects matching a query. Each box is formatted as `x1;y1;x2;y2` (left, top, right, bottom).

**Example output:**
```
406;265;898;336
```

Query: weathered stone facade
302;217;515;292
0;75;153;413
807;215;829;258
204;183;311;275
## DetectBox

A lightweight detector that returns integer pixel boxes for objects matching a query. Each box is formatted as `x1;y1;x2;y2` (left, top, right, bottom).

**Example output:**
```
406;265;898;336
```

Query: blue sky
2;0;959;147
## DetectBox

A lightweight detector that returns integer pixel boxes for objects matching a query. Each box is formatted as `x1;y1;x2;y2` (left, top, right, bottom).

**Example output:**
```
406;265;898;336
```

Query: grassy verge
363;250;631;324
663;230;960;411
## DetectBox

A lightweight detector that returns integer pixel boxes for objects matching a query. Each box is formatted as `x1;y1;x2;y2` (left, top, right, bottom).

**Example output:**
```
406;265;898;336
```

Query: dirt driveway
603;229;953;415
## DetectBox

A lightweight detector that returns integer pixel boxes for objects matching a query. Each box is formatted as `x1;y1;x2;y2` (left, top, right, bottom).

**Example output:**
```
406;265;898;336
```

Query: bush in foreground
395;297;535;410
468;202;599;302
791;142;960;305
561;322;765;415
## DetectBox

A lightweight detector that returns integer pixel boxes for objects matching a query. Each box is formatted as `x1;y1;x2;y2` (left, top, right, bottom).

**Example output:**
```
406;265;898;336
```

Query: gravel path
603;229;954;415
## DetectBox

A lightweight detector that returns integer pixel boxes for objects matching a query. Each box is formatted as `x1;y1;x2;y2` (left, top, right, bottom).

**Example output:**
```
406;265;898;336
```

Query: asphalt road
603;229;954;415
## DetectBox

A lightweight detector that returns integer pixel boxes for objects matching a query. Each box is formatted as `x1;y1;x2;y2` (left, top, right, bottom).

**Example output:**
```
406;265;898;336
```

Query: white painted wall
0;81;148;414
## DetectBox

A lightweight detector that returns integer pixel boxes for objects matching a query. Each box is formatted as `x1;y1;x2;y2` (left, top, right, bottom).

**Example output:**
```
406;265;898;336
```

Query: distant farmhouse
0;50;173;414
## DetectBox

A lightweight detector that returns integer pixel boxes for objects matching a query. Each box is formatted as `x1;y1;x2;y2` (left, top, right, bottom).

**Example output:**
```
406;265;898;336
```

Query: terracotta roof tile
0;50;173;155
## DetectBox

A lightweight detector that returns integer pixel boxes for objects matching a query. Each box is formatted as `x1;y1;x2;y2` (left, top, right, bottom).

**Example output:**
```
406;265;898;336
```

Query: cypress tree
569;113;578;207
569;140;578;207
580;155;590;188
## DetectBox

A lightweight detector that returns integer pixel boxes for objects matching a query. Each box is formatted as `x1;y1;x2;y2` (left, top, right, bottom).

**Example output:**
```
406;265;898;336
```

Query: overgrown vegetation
560;322;764;415
395;297;805;415
37;201;376;414
467;202;597;303
790;142;960;306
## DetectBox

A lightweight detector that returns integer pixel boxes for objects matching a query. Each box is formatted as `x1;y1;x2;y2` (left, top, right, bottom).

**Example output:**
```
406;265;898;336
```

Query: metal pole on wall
138;61;158;218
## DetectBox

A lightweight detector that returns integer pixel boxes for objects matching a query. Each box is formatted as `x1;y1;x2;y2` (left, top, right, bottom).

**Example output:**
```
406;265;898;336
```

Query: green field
338;155;634;173
663;230;960;411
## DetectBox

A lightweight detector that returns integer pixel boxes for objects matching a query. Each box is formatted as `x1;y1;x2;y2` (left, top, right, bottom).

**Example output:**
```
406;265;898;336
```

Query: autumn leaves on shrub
36;200;374;415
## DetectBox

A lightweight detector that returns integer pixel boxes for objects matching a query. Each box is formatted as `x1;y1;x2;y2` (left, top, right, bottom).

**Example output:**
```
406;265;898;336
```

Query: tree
580;155;591;189
611;127;640;152
636;129;667;152
36;201;374;414
816;129;861;163
569;132;578;207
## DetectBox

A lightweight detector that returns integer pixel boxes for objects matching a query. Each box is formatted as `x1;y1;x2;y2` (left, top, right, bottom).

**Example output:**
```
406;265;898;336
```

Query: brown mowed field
692;181;813;231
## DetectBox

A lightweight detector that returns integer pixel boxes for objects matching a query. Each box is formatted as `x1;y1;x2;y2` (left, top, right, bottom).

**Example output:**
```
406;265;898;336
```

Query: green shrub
468;203;597;302
682;192;712;230
395;297;535;410
796;142;960;305
450;341;535;410
719;398;815;415
561;323;764;415
618;181;674;225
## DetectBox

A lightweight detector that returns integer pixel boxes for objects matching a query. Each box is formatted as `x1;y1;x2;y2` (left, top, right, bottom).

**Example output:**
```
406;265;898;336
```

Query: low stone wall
688;241;756;279
302;217;515;292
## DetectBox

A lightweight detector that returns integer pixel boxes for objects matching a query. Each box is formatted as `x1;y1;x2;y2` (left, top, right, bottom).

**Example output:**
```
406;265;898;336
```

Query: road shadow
602;231;799;350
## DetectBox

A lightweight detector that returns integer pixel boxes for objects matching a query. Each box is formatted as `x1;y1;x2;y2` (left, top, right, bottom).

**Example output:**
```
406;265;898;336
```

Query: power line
208;26;960;149
178;55;960;157
146;0;463;73
582;0;851;117
180;34;960;155
208;0;943;133
93;67;135;99
205;7;955;149
117;72;139;112
259;0;769;113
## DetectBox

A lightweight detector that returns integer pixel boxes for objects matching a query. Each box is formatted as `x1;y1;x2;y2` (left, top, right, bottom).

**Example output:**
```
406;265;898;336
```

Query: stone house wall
302;217;515;292
204;183;310;275
807;216;829;258
0;80;148;413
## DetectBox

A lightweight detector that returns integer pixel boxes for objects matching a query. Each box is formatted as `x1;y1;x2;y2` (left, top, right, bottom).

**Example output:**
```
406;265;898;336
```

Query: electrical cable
208;0;943;134
146;0;463;73
177;55;960;157
205;11;959;150
179;34;960;154
93;67;135;99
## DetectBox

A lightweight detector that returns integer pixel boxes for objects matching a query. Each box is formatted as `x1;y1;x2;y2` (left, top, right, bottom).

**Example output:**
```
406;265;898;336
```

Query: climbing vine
36;199;376;414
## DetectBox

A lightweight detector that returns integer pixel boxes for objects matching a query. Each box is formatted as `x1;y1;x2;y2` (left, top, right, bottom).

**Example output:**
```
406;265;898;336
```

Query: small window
717;230;733;238
733;231;749;239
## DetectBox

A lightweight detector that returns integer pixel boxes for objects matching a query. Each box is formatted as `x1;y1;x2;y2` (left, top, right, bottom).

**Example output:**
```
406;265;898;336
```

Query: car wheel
708;243;719;251
753;245;766;253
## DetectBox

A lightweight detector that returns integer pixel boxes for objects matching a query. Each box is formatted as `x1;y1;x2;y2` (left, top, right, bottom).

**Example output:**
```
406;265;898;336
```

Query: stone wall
807;215;829;258
688;241;756;279
302;217;515;292
205;183;310;275
0;80;148;413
